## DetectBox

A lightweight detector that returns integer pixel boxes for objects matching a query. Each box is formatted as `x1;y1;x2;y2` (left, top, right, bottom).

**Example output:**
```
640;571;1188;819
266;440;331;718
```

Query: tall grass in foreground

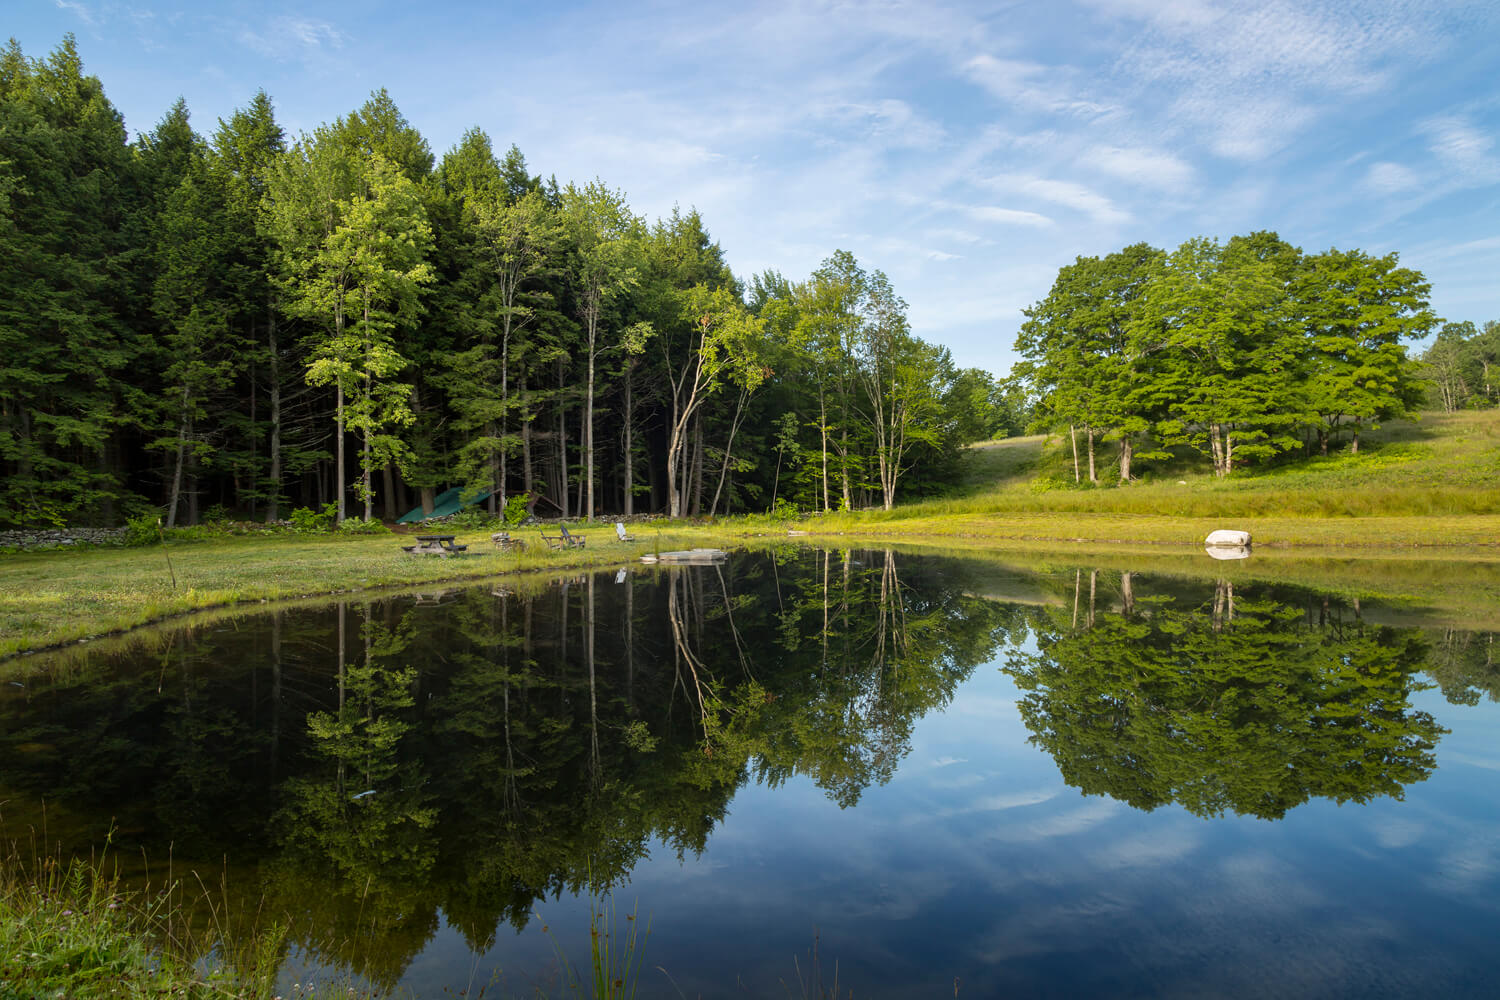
0;836;380;999
1;841;679;1000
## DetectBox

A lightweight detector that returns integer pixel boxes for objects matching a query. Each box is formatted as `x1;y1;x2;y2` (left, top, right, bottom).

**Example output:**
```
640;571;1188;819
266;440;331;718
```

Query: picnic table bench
402;534;469;556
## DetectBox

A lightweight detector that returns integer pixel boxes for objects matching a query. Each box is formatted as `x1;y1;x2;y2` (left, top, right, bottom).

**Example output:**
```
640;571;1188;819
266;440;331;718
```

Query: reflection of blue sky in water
432;649;1500;999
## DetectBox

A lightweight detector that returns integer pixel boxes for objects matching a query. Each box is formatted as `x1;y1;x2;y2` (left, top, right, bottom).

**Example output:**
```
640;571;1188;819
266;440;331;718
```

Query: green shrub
121;512;162;548
288;503;338;533
770;497;799;521
503;492;530;527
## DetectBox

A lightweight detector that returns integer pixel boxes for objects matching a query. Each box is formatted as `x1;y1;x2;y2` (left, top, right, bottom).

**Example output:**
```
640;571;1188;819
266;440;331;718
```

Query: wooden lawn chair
614;522;636;542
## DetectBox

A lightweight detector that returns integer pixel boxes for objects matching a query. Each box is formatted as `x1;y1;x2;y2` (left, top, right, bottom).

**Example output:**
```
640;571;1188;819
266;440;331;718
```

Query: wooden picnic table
403;534;469;556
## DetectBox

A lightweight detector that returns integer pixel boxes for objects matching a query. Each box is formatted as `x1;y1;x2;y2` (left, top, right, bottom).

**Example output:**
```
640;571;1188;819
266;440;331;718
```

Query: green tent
395;487;491;524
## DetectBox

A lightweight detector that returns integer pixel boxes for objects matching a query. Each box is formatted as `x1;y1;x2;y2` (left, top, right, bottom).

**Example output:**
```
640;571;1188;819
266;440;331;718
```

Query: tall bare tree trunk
267;309;282;523
335;385;346;522
622;365;634;516
819;390;830;513
556;360;568;518
1070;424;1080;483
520;374;533;502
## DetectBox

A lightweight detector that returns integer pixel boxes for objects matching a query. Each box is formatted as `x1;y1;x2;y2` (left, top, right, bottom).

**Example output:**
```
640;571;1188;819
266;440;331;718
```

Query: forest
1010;232;1468;485
0;37;1010;530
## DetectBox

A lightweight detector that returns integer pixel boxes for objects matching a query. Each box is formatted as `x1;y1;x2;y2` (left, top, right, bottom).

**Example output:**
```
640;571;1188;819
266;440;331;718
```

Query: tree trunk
622;365;634;516
1351;420;1361;454
362;425;372;522
520;374;533;502
1118;436;1132;482
585;321;596;522
1086;427;1096;483
556;360;569;519
166;384;191;528
267;306;282;523
382;462;397;521
1070;424;1079;483
840;423;851;509
335;384;346;522
819;390;830;513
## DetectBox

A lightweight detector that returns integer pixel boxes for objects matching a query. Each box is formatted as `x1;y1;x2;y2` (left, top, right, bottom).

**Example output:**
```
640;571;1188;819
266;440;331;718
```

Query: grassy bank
0;522;730;659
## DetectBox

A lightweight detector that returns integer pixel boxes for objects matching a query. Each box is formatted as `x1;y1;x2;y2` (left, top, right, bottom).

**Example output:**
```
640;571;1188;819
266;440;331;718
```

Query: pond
2;549;1498;997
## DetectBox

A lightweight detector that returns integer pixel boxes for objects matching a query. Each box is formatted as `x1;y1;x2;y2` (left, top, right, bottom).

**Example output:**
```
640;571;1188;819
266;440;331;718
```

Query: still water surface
3;550;1498;997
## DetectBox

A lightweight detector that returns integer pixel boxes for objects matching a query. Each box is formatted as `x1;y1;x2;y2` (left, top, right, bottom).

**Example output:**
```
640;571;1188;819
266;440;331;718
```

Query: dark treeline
1011;232;1444;483
0;38;1006;529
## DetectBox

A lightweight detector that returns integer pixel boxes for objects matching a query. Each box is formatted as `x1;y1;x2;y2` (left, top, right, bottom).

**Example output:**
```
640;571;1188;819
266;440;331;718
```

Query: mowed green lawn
0;524;711;658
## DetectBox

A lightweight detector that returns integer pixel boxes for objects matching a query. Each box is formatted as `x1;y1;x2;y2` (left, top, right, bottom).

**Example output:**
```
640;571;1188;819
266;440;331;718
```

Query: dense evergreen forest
0;38;1011;529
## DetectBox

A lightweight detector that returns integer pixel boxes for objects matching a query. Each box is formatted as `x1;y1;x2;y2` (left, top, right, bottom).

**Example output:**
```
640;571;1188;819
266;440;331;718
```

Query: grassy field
0;523;726;659
2;410;1496;659
792;409;1500;546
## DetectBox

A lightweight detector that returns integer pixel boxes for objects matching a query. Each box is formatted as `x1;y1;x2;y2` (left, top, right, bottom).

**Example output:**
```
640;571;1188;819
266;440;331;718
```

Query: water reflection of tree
0;552;1013;984
1004;576;1447;820
1426;629;1500;706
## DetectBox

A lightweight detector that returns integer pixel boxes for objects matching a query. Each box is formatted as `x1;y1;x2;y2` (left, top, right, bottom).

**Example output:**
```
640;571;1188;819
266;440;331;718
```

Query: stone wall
0;528;127;551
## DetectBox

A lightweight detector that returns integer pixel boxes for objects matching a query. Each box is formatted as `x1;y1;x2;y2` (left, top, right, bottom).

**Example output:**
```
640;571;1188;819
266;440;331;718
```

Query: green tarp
395;487;490;524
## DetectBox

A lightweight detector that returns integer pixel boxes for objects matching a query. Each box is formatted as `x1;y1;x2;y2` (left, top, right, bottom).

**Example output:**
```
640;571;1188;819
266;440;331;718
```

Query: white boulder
1205;529;1252;548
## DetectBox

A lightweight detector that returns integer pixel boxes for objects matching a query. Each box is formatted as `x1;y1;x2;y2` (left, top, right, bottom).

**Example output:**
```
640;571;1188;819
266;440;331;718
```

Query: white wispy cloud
1364;161;1420;195
966;205;1056;228
1080;145;1196;190
981;174;1131;226
961;53;1114;117
1422;116;1496;178
239;17;345;60
52;0;97;27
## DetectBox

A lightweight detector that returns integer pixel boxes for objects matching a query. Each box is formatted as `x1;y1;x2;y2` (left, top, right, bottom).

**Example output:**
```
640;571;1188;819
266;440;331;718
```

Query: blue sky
12;0;1500;375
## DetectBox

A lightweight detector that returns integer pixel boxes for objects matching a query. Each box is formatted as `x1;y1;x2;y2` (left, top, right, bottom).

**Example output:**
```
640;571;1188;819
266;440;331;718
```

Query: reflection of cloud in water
937;788;1057;818
1198;851;1326;914
987;799;1119;842
930;755;968;768
1088;828;1199;870
1429;841;1500;892
926;772;986;790
966;843;1451;997
1442;751;1500;772
972;893;1135;962
947;694;1020;718
1371;817;1426;849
